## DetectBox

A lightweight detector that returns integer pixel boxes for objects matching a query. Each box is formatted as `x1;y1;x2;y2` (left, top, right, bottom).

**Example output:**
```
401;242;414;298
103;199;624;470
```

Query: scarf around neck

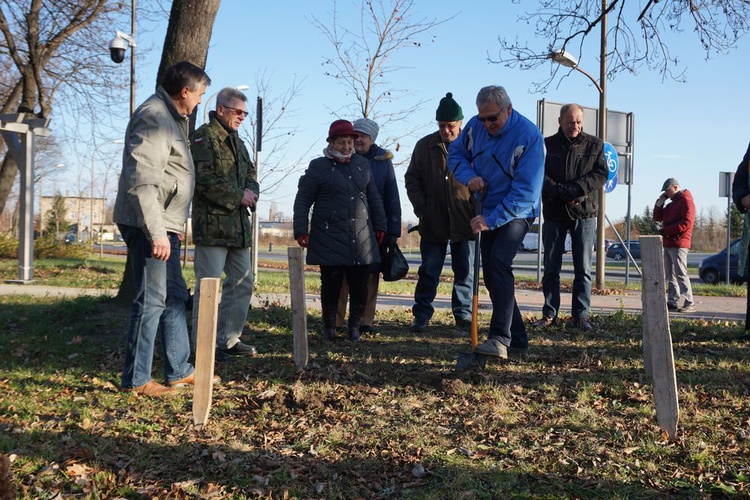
324;146;352;164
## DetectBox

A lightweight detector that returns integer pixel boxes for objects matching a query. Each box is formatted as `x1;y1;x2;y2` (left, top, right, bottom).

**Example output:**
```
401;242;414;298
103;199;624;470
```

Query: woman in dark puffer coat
293;119;387;342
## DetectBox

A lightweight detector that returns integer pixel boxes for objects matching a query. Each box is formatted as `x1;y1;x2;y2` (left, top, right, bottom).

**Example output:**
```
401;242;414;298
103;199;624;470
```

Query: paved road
45;243;720;289
0;282;745;324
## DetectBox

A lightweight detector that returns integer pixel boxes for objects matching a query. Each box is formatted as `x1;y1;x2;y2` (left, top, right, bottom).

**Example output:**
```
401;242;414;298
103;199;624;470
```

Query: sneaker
124;380;176;397
572;317;593;332
359;325;374;334
679;303;696;313
411;318;428;333
667;303;679;312
220;342;258;356
474;338;508;359
533;316;557;328
168;372;221;387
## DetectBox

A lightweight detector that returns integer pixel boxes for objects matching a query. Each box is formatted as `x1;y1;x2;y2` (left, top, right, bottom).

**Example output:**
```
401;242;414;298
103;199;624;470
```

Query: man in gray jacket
113;61;211;397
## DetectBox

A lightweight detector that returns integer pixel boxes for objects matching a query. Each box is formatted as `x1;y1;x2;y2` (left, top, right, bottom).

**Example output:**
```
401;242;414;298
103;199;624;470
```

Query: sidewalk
2;282;744;323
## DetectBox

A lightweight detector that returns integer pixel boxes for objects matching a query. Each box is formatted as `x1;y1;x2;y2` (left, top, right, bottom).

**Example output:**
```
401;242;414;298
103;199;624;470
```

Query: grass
1;258;750;498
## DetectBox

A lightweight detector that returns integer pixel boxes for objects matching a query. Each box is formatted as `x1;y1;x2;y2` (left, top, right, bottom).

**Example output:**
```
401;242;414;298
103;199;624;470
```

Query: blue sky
91;1;750;227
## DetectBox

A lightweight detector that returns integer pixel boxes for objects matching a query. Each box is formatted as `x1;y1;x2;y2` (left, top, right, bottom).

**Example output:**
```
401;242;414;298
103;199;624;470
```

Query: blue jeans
119;224;193;388
413;239;474;322
481;218;533;348
192;245;254;351
541;217;596;320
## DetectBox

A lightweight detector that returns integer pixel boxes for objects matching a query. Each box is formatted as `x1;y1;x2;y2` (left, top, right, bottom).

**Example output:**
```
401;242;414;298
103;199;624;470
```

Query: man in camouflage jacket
190;87;260;358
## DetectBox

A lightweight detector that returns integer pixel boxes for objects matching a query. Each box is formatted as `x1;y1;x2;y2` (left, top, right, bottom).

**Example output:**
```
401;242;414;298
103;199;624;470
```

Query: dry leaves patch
1;296;749;498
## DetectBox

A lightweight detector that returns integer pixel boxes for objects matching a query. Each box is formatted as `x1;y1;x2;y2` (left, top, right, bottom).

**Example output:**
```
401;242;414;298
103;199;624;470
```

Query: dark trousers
320;265;369;328
481;218;534;348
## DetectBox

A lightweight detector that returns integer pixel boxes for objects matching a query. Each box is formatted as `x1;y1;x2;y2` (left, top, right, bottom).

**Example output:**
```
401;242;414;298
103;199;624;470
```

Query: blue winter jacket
448;109;545;230
363;144;401;237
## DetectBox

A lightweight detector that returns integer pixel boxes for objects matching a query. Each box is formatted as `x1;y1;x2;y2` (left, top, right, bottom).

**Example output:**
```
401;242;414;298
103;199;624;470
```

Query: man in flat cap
653;177;696;313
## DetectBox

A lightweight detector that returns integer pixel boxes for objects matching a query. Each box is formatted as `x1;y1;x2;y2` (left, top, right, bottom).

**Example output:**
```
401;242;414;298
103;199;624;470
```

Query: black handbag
380;240;409;282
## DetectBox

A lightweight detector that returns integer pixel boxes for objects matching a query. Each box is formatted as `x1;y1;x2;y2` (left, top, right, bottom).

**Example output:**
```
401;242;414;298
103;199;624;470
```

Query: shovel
456;191;489;371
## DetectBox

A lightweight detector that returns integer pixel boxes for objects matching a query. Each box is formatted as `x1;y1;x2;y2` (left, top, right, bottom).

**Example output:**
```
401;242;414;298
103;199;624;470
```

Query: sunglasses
478;111;502;123
221;105;248;118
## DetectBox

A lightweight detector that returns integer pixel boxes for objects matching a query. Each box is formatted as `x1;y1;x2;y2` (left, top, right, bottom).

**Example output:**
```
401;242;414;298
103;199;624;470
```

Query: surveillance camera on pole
109;31;135;64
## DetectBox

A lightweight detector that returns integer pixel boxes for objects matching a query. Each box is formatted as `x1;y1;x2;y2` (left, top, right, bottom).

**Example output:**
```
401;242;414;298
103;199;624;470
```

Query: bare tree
45;194;69;237
0;1;133;215
492;0;750;93
239;72;313;198
310;0;454;130
0;1;174;217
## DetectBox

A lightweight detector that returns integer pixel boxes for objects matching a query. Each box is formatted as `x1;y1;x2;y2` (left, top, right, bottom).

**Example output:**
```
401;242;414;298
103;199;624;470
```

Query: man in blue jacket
449;85;545;359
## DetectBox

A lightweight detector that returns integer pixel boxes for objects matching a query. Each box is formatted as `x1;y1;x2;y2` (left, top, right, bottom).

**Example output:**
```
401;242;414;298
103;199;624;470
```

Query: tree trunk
0;156;19;216
114;0;221;305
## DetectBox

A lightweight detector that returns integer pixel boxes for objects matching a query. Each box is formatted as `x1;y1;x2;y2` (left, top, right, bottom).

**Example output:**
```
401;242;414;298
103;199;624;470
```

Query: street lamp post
550;0;608;289
109;0;136;115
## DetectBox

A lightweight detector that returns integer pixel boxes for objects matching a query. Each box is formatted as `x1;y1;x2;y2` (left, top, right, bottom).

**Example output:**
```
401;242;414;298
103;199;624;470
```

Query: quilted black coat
293;155;386;266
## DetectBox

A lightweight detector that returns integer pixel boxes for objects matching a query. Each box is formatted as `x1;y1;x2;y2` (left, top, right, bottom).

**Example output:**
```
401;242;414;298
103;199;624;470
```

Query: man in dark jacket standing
654;177;696;313
536;103;608;332
191;87;260;358
405;92;475;332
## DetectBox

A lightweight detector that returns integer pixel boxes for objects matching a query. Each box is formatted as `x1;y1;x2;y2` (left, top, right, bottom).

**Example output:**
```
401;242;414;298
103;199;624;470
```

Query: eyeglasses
220;105;248;118
478;111;502;123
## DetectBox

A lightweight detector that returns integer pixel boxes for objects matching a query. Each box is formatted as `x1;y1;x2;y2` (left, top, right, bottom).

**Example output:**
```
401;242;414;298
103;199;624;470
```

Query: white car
520;232;572;252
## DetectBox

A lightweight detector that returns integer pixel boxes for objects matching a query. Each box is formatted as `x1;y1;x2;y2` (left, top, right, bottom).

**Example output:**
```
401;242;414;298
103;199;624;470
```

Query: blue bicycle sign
603;142;619;193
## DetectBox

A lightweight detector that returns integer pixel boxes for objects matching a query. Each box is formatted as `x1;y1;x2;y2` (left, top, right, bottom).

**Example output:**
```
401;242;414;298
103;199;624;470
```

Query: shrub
0;234;89;259
0;234;17;258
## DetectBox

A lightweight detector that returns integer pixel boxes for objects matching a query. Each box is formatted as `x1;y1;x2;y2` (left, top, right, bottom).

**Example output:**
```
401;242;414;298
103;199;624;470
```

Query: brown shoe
168;372;221;387
125;380;176;397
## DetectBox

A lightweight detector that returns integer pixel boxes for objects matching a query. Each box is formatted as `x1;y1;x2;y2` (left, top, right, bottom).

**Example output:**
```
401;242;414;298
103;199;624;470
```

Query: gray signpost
719;172;735;286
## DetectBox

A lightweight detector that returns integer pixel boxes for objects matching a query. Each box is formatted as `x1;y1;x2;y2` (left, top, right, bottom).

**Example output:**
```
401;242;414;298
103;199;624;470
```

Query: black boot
323;327;336;342
348;326;360;342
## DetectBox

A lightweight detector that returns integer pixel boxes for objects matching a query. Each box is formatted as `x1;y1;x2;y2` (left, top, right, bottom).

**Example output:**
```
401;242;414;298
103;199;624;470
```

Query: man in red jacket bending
653;177;696;313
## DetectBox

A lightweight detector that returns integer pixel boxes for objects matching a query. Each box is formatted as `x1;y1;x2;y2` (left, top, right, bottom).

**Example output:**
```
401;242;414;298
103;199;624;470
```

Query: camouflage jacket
190;113;259;247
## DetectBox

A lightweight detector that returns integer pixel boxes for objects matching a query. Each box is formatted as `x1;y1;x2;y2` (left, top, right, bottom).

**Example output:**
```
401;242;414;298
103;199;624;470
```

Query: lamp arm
572;66;603;95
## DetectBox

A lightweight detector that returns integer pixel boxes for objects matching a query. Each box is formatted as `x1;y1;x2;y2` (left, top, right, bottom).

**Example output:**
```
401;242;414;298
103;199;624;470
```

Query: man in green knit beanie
404;93;476;333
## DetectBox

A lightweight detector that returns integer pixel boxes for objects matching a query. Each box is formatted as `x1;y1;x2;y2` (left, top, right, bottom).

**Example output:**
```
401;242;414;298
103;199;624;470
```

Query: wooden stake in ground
639;235;679;441
192;277;220;428
288;247;308;370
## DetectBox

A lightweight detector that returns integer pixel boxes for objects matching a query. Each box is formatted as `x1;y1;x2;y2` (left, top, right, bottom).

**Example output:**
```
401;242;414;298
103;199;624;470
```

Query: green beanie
435;92;463;122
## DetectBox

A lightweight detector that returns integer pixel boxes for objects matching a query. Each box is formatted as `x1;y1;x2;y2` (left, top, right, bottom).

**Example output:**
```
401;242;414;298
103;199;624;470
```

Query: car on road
699;238;745;285
606;241;640;260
